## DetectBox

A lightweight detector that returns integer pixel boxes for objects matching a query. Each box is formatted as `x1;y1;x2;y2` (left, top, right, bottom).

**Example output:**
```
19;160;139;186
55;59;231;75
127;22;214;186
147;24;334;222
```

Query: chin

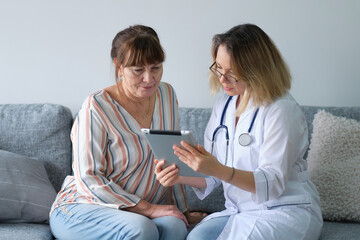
224;90;237;96
140;87;156;97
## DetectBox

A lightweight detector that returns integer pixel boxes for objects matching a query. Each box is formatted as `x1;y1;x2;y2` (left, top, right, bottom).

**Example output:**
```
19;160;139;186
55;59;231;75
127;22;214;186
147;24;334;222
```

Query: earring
118;76;123;81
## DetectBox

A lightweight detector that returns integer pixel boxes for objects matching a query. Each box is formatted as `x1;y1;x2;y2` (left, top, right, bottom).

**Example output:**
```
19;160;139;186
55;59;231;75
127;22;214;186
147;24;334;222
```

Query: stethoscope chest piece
238;132;252;146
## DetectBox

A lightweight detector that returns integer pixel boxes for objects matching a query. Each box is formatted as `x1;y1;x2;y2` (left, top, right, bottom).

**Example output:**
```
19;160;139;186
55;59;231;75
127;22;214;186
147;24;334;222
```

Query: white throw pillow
307;110;360;221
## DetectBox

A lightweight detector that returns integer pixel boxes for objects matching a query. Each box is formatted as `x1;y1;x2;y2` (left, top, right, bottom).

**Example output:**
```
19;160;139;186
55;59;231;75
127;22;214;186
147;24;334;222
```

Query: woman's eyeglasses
209;62;238;84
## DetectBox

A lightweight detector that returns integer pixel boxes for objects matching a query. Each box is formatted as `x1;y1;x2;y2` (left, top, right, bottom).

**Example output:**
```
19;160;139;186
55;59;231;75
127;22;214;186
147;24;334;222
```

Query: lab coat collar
236;97;256;126
223;96;256;149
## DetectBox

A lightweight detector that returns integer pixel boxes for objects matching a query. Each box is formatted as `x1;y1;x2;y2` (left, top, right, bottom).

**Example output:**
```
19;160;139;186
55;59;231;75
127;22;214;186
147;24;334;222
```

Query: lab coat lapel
223;96;251;167
236;98;256;131
224;96;252;141
233;100;257;170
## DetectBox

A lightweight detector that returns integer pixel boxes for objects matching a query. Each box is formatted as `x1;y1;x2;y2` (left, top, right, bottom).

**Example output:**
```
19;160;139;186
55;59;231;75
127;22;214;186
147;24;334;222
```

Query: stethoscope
211;96;259;166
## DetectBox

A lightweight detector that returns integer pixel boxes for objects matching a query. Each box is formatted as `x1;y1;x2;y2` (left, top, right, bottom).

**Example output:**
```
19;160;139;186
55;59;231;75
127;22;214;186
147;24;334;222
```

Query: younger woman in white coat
155;23;323;240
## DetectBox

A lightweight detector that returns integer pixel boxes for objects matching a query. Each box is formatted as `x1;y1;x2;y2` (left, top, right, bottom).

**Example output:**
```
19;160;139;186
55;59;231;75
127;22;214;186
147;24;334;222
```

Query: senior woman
49;25;190;240
155;23;323;240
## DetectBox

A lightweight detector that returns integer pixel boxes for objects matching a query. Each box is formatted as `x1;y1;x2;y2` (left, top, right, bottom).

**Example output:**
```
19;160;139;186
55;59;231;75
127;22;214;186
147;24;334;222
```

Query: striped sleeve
72;105;140;209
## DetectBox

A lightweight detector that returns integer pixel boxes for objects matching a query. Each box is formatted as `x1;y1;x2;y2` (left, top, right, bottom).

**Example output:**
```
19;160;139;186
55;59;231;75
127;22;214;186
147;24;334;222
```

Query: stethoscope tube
211;96;232;166
211;95;259;166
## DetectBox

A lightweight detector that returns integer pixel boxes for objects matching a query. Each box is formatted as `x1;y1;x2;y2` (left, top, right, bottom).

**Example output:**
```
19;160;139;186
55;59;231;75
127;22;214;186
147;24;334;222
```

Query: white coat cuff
192;177;217;200
252;168;269;204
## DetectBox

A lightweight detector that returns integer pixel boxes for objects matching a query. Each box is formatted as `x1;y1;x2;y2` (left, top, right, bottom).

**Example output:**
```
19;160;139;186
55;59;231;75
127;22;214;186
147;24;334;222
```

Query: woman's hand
149;204;189;227
173;141;221;176
154;159;180;187
126;200;189;227
154;158;207;188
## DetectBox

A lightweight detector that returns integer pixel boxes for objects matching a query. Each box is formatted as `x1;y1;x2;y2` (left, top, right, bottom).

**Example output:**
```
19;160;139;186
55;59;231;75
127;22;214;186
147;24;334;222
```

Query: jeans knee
154;216;188;240
126;217;159;240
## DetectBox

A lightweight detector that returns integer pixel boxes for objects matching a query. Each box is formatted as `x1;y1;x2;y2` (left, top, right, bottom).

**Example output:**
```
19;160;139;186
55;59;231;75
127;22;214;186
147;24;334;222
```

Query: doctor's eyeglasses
209;62;239;84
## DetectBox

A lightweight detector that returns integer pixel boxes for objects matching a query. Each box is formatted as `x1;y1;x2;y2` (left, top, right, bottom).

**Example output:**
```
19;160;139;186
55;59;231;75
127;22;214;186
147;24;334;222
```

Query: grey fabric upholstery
0;150;57;223
0;223;52;240
0;104;73;240
321;221;360;240
0;104;73;192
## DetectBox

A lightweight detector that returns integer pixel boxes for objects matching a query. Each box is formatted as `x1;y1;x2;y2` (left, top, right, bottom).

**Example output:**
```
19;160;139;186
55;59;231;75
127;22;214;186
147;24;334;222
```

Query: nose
219;74;228;84
143;70;153;83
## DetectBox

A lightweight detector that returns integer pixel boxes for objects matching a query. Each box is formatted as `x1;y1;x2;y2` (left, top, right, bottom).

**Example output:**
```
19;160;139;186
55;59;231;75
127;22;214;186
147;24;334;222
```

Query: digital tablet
141;129;206;178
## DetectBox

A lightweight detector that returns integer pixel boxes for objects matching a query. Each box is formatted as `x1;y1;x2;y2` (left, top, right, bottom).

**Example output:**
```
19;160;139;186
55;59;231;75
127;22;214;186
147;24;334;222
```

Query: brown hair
210;24;291;114
111;25;165;79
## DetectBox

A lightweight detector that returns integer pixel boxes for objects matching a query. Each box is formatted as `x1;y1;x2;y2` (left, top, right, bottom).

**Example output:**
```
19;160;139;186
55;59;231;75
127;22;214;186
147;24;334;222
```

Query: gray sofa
0;103;359;240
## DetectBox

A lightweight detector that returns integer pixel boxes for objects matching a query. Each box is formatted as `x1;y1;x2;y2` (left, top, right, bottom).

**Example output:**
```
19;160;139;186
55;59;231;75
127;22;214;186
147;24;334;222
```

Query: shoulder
158;82;176;95
80;89;108;112
262;93;305;126
157;82;178;104
213;93;231;112
264;94;300;114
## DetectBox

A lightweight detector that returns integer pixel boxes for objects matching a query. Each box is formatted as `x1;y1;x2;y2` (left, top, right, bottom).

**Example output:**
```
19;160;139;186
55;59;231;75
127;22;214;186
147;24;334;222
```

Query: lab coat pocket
263;195;311;210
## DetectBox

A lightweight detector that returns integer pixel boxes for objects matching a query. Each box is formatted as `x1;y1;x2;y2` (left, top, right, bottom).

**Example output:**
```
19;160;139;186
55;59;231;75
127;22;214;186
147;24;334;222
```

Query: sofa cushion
0;150;57;223
0;223;52;240
0;104;73;191
308;110;360;221
320;221;360;240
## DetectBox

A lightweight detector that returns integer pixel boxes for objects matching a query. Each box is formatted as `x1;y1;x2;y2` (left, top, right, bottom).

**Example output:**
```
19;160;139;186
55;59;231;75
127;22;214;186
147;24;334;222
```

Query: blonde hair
209;24;291;114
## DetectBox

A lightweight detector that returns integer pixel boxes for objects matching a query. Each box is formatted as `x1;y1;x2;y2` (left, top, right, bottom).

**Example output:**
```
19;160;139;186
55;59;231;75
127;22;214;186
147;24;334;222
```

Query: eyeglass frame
209;62;239;84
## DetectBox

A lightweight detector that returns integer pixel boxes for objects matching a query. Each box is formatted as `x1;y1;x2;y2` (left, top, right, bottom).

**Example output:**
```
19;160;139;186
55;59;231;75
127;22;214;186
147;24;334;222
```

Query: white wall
1;0;359;114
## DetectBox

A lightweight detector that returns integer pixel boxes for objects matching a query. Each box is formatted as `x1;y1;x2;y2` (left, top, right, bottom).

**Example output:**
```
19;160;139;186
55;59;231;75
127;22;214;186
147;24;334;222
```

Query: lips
141;84;155;90
223;86;232;91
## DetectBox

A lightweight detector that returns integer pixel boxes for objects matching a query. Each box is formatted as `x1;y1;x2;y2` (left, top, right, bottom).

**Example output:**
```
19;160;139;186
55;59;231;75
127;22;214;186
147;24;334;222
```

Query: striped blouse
50;82;187;214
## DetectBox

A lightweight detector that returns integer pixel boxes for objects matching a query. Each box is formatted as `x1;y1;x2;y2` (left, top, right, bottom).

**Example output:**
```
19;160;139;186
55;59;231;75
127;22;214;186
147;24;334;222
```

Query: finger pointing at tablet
173;141;222;177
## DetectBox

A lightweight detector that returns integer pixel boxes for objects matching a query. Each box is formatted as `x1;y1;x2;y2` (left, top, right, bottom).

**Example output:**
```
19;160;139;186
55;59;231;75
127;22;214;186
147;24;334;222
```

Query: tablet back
141;129;205;178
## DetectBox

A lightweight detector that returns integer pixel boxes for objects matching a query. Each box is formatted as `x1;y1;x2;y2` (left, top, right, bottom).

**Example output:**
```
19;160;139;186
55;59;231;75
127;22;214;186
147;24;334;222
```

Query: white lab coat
193;93;323;240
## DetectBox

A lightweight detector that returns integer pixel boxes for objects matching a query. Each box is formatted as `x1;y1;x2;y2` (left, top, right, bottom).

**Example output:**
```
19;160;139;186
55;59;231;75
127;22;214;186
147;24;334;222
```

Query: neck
116;82;154;119
236;94;242;108
117;82;150;106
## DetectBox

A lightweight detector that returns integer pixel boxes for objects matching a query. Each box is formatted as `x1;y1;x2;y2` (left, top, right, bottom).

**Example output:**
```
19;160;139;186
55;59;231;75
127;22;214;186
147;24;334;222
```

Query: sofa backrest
0;104;73;192
300;105;360;158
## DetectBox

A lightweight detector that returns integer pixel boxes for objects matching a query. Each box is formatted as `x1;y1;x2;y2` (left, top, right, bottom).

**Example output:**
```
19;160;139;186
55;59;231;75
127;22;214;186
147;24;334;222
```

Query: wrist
126;199;154;217
215;165;234;183
226;167;235;183
176;176;185;185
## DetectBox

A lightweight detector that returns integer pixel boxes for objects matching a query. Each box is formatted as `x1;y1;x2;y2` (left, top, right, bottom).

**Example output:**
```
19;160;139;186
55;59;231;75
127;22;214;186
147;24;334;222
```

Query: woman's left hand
154;159;180;187
173;141;221;176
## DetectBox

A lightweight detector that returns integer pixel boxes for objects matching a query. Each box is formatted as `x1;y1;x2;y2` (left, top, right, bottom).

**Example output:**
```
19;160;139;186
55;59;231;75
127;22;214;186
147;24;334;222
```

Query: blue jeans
187;216;230;240
50;204;188;240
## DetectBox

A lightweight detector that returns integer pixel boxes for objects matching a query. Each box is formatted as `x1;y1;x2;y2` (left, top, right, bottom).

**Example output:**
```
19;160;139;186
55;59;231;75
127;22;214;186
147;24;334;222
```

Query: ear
114;60;124;79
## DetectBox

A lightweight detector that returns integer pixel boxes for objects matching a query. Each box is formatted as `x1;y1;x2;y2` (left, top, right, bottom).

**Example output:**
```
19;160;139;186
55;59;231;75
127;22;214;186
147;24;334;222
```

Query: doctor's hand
173;141;222;176
154;159;180;187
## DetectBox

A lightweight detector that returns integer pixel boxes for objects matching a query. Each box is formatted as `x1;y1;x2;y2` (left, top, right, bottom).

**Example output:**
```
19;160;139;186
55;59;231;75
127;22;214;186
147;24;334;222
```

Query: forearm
177;176;206;189
213;165;255;193
124;199;152;217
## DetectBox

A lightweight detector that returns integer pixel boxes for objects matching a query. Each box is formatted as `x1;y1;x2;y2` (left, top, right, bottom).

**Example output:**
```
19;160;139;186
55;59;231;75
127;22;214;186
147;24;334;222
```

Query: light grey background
1;0;359;114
